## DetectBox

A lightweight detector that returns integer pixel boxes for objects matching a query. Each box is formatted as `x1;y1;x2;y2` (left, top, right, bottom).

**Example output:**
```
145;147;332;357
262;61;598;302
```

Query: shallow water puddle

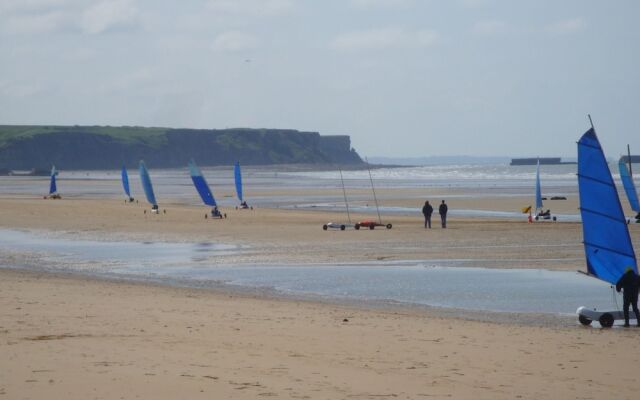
0;228;619;315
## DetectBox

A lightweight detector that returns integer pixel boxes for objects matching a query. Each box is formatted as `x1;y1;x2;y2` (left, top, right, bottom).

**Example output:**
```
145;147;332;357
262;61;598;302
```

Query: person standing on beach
439;200;448;228
422;201;433;229
616;267;640;327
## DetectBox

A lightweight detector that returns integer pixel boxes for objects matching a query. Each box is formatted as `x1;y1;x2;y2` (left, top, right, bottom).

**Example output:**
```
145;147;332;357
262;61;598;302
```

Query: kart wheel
369;225;375;230
355;223;360;230
323;224;328;231
578;315;592;326
340;225;346;231
534;216;539;221
386;224;392;229
599;313;614;328
552;216;557;221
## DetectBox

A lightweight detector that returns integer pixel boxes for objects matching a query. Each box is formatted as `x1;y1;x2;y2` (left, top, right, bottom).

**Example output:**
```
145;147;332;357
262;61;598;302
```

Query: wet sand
0;196;596;269
1;193;639;399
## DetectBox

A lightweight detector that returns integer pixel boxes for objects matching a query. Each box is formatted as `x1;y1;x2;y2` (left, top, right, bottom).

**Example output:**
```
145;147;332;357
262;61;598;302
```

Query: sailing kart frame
356;220;392;230
322;222;358;231
576;306;634;328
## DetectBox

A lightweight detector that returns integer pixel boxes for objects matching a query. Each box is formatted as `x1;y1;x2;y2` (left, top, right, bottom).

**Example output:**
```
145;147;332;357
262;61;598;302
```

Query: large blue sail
618;159;640;212
577;128;637;284
234;161;243;202
535;159;543;210
138;161;157;206
189;160;217;207
121;165;131;198
49;165;57;195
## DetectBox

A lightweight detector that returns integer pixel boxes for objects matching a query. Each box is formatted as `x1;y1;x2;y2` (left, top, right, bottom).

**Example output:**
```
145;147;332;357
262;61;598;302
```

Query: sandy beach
1;192;640;399
0;195;594;268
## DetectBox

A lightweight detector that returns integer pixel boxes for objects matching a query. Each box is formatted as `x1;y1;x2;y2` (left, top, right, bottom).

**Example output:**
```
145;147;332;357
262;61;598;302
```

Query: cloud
350;0;413;8
458;0;491;8
80;0;138;35
0;80;44;98
472;20;507;36
330;28;438;51
544;17;587;35
0;0;80;15
206;0;294;17
1;10;70;35
96;67;157;94
211;31;259;51
0;0;138;35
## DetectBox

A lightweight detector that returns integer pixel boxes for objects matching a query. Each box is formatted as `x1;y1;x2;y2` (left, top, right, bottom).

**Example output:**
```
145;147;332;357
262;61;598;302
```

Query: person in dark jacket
616;267;640;327
438;200;448;228
422;201;433;229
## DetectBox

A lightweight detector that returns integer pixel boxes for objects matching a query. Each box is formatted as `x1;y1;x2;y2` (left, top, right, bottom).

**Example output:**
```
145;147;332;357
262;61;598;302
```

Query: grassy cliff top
0;125;170;148
0;125;323;149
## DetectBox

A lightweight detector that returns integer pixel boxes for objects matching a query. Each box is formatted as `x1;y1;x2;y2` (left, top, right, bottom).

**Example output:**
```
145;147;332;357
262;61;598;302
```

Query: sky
1;0;639;158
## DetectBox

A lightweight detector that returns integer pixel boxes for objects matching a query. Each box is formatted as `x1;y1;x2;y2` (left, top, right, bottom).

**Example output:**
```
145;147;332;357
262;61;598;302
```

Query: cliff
0;125;363;170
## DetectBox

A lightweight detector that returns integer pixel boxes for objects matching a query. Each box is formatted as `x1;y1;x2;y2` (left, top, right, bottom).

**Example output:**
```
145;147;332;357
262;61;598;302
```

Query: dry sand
1;194;639;399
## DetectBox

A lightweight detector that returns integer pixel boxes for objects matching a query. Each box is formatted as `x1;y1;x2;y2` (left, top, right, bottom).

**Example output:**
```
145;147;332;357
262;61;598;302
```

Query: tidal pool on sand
0;229;618;315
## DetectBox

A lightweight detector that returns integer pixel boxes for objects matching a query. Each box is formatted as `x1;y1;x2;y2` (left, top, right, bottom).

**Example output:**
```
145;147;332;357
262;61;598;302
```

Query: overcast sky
1;0;638;158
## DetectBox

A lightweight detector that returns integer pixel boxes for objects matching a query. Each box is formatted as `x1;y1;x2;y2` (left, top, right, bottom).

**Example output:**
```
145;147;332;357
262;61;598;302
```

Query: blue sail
535;159;543;210
49;165;57;195
234;161;243;202
189;160;217;207
577;128;637;284
121;165;131;198
618;159;640;212
138;161;157;206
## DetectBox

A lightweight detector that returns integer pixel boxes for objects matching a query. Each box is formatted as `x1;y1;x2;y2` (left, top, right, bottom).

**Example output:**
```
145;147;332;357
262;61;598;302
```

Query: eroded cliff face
0;127;363;170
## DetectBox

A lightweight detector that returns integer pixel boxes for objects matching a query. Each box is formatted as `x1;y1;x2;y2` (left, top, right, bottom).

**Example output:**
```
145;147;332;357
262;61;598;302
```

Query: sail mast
339;168;351;224
535;158;543;211
365;158;382;225
628;144;633;178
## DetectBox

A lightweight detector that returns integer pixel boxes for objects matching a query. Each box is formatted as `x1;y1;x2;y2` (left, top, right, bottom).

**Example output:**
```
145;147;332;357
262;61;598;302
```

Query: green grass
0;125;170;148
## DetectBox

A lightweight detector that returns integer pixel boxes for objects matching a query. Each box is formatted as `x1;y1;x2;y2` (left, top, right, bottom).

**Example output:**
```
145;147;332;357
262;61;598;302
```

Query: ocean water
4;162;638;219
1;162;581;201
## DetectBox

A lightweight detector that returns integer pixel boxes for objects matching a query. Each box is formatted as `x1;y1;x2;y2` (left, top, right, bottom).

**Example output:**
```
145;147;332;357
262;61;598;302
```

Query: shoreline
0;266;577;329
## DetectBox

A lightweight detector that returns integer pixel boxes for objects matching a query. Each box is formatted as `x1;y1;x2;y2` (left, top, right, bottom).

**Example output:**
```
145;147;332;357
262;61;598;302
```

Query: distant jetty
620;155;640;164
510;157;576;166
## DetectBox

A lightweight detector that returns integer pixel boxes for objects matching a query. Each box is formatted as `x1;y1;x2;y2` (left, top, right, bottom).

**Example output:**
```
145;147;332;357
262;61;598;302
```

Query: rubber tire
578;315;592;326
599;313;614;328
369;225;375;230
355;224;360;230
534;216;539;221
340;225;346;231
322;224;328;231
552;216;557;221
386;224;392;229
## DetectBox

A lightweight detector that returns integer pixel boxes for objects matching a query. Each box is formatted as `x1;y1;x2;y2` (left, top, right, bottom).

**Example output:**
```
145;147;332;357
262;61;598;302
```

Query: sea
2;162;582;209
1;162;637;321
